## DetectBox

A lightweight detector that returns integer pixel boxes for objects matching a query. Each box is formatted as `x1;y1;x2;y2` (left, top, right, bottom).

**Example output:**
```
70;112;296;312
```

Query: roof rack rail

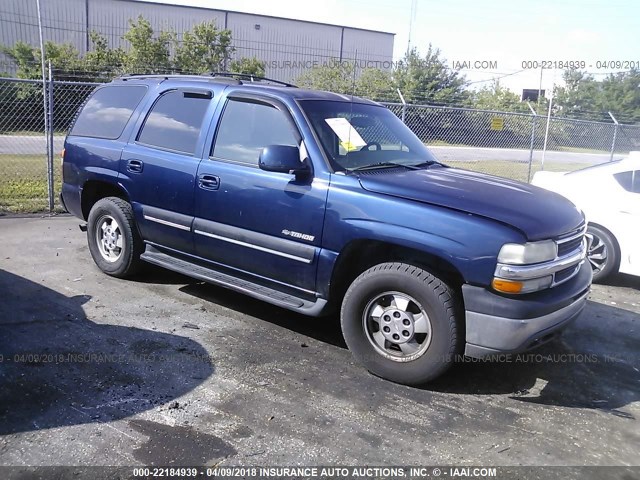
116;74;208;81
209;72;297;88
114;72;297;88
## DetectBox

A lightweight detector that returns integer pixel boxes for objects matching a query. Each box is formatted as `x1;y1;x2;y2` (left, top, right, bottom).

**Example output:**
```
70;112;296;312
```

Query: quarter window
70;85;147;139
137;90;211;155
614;170;640;194
212;98;299;165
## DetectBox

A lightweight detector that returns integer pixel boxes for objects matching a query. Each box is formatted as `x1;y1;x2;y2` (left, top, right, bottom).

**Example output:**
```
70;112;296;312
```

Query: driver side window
212;98;298;165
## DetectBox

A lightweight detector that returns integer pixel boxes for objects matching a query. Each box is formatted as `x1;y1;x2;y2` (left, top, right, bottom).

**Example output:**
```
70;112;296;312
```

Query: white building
0;0;395;81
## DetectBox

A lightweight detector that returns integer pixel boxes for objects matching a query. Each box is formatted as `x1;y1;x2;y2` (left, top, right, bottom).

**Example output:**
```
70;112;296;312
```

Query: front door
194;95;328;293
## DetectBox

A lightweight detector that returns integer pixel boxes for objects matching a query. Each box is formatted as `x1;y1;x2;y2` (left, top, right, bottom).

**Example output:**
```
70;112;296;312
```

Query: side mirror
259;145;309;176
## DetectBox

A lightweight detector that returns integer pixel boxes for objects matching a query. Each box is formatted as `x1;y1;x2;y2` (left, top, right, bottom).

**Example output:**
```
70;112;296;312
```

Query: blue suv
61;74;592;385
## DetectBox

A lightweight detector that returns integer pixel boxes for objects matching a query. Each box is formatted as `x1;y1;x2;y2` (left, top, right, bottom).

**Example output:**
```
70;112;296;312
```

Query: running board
140;246;328;316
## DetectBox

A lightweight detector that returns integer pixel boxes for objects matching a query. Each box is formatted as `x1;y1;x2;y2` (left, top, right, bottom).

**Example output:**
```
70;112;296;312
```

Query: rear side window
212;98;299;165
614;170;640;194
70;85;147;139
137;90;212;155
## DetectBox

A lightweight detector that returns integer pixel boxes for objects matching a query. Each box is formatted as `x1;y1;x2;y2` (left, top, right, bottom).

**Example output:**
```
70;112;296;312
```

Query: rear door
613;169;640;274
119;87;216;254
193;94;328;293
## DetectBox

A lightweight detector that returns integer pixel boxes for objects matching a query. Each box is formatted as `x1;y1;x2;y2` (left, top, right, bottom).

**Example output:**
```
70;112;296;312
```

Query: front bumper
463;261;592;358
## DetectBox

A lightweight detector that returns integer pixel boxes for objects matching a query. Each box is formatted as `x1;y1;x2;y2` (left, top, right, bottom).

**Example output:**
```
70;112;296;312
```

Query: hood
531;170;569;192
358;166;583;241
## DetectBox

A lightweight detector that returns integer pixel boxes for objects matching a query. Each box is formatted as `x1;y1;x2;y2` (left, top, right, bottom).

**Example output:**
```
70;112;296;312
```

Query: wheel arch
81;180;130;220
328;239;465;308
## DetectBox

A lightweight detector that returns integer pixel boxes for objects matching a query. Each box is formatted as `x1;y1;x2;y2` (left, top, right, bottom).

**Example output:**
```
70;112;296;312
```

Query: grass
443;159;592;183
0;154;594;214
0;154;63;213
555;146;610;155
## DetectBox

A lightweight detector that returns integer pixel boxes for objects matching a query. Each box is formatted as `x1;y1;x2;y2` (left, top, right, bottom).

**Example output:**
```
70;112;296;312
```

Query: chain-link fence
382;102;640;183
0;76;97;213
1;74;640;213
0;77;48;213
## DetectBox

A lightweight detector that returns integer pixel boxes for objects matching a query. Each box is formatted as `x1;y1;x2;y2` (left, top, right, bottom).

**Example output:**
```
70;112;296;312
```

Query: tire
340;262;461;386
586;225;618;283
87;197;143;278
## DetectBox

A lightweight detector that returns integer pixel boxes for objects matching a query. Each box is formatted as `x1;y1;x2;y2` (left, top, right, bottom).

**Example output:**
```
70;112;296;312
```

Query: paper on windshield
325;117;367;152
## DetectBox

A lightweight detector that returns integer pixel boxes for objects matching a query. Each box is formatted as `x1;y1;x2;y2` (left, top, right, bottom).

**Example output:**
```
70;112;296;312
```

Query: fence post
540;71;556;170
46;62;55;212
526;102;537;183
608;112;619;162
397;88;407;123
36;0;53;211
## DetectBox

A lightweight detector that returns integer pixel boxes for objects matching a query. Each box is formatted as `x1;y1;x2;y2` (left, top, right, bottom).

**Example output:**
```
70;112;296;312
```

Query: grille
557;236;584;257
554;264;580;285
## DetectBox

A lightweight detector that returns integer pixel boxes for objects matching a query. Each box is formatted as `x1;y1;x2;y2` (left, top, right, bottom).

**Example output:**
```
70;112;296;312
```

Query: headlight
497;240;557;265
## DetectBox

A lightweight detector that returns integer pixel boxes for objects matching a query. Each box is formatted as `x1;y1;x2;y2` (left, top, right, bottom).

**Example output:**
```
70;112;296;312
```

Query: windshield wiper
350;162;418;172
409;160;441;169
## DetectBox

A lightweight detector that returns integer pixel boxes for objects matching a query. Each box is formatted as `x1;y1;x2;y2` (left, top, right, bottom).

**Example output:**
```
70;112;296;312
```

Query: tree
1;40;84;80
229;57;266;77
122;16;172;74
0;41;42;79
296;60;356;94
472;80;529;113
83;31;125;79
174;21;233;74
296;61;395;97
355;68;395;101
554;69;640;123
295;46;468;105
394;46;469;105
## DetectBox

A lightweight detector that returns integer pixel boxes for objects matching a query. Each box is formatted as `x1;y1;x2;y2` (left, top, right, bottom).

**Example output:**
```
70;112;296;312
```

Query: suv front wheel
341;262;461;386
87;197;143;278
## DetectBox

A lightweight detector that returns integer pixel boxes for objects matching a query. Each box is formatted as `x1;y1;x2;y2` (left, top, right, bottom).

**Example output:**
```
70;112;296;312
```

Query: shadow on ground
604;272;640;290
181;281;640;415
0;269;214;436
180;281;347;349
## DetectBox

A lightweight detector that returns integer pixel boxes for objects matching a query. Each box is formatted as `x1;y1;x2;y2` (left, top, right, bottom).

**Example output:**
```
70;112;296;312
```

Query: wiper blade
350;162;417;172
410;160;441;168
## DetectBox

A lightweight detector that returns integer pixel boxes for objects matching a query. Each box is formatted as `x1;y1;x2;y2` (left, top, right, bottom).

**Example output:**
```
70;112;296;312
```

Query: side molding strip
144;215;191;231
194;229;313;264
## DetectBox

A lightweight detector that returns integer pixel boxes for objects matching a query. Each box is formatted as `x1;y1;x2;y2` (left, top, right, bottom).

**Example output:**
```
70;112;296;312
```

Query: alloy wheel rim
586;232;608;274
95;215;123;263
362;291;432;362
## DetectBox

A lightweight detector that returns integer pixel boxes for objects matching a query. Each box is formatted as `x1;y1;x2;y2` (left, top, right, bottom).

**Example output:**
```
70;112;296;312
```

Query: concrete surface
0;215;638;467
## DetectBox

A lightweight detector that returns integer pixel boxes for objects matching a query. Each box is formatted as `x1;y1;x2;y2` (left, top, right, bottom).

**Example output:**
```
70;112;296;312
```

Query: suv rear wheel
340;262;461;385
87;197;143;278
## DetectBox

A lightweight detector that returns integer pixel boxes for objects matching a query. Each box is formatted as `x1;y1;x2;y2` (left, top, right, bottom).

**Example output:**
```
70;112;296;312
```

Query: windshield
299;100;439;172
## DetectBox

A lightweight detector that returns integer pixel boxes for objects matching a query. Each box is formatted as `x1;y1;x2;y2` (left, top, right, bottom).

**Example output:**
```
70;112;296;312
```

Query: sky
142;0;640;101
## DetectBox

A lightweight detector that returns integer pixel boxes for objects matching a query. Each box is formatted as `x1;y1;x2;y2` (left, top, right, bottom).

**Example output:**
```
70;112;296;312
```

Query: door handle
198;174;220;190
127;159;144;173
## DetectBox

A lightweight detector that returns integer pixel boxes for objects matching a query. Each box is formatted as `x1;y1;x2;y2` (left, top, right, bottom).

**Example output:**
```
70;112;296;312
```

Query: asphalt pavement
0;215;638;469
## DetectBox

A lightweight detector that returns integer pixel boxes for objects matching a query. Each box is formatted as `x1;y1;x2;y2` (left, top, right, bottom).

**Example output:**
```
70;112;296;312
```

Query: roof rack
209;72;297;88
116;74;208;81
115;72;297;88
